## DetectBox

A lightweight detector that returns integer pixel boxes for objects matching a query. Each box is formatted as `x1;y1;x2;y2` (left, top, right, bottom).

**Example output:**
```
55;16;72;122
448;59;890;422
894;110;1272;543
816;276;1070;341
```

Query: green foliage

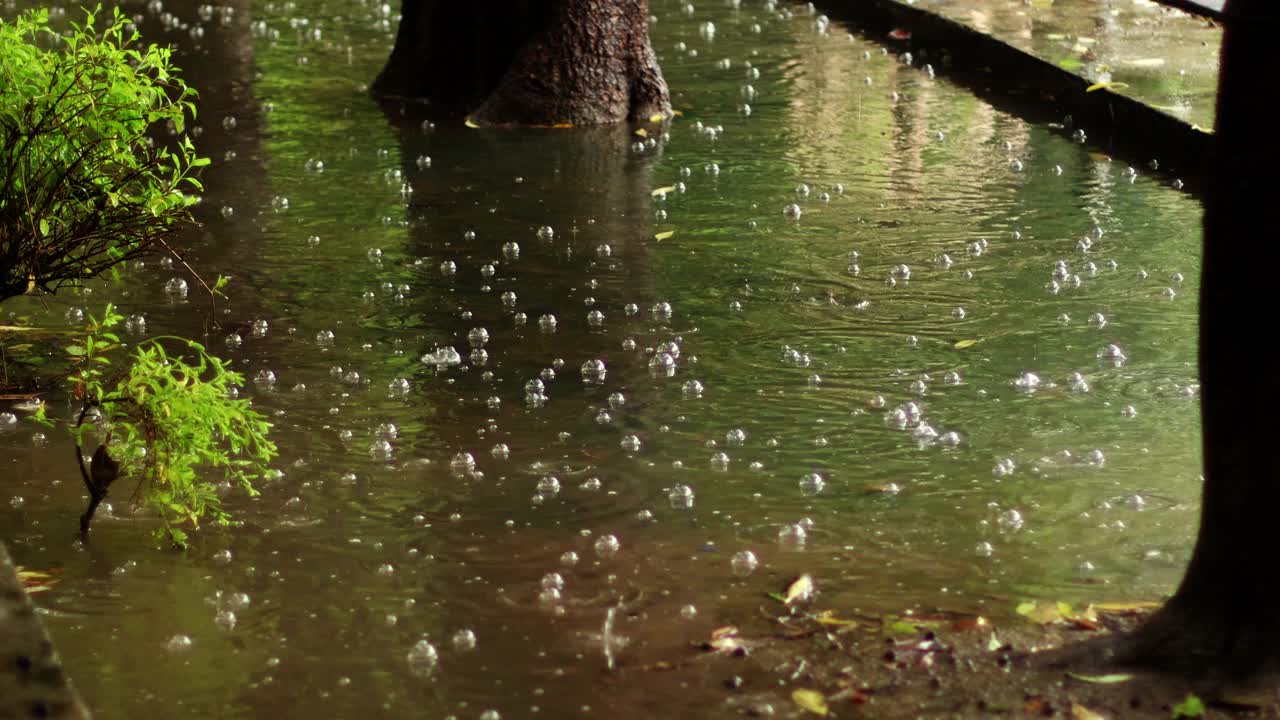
53;304;275;546
1171;694;1205;719
0;6;208;301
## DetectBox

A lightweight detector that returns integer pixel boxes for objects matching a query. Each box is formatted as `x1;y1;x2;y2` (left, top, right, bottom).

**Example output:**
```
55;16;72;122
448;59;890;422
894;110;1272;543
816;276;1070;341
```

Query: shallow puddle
0;0;1203;717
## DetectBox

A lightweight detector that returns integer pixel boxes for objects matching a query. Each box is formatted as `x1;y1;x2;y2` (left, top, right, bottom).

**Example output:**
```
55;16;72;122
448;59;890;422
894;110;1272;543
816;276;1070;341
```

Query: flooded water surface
0;1;1203;717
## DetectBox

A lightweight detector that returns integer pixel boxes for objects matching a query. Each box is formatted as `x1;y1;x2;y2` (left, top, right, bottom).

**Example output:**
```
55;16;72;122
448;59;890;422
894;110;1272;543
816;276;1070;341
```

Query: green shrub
0;6;207;301
36;304;277;547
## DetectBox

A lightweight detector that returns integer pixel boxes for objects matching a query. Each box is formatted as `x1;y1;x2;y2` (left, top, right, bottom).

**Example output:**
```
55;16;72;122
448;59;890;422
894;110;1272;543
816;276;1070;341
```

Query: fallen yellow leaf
813;610;857;627
654;230;675;241
784;574;814;605
1086;81;1130;93
464;117;480;128
792;689;829;716
1071;703;1108;720
649;112;668;123
634;128;649;137
651;186;676;197
954;339;978;349
1093;601;1160;613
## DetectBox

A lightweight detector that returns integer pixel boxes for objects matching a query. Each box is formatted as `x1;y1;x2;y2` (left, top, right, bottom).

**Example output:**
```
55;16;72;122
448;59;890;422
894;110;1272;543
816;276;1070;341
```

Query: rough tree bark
1117;0;1280;680
371;0;671;126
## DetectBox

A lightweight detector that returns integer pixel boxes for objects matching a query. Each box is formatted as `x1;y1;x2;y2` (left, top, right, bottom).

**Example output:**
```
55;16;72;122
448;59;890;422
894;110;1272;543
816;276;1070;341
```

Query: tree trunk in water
1122;0;1280;679
371;0;670;126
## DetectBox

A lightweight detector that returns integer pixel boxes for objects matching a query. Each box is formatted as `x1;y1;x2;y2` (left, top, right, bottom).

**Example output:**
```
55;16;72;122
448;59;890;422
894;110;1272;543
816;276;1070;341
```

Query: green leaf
954;339;978;349
1171;695;1205;719
65;344;86;356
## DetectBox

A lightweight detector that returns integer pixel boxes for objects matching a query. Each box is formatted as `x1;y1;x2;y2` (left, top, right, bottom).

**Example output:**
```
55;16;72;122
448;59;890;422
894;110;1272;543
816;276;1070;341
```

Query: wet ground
0;0;1205;717
904;0;1221;129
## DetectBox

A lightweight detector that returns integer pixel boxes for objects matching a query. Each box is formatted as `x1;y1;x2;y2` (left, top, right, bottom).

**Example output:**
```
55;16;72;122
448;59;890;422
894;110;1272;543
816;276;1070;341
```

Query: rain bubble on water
594;534;621;558
731;550;759;577
406;639;438;676
166;635;194;653
799;472;826;496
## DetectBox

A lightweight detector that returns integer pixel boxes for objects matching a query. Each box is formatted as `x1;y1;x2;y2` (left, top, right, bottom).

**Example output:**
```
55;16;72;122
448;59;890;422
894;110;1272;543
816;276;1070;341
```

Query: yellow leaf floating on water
1071;703;1108;720
707;625;742;652
16;567;61;593
654;230;675;241
812;610;857;627
649;112;668;123
1093;601;1159;613
784;574;814;605
464;117;481;128
1085;81;1130;93
1067;672;1135;684
651;186;676;197
634;128;648;137
792;689;829;716
954;339;978;349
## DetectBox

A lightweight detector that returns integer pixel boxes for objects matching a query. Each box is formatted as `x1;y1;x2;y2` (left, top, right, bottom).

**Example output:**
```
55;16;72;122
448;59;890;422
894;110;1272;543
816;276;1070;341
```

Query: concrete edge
1;543;91;720
816;0;1216;196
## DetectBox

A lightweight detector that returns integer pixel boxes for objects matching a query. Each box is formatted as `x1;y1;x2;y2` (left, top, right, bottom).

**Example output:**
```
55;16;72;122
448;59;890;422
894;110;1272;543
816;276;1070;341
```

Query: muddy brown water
0;1;1203;717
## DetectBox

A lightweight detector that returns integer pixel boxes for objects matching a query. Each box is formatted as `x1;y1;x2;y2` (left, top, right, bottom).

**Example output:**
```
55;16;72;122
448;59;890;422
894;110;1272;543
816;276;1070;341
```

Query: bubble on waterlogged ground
594;534;621;558
406;639;438;676
778;523;807;548
799;472;825;496
649;352;676;377
251;319;269;337
620;435;642;453
731;550;759;577
669;484;694;509
388;378;410;396
1097;344;1128;366
1068;372;1090;393
164;277;189;300
166;635;194;654
1013;372;1041;391
710;452;730;471
467;327;489;348
975;541;994;558
253;370;276;388
0;412;17;428
490;443;510;460
680;604;698;620
535;476;561;499
449;452;476;476
581;359;606;384
421;347;461;367
560;551;579;567
369;439;393;459
651;301;673;321
587;310;605;328
125;313;146;334
315;329;335;346
450;629;476;652
538;314;558;333
997;509;1025;532
536;226;554;241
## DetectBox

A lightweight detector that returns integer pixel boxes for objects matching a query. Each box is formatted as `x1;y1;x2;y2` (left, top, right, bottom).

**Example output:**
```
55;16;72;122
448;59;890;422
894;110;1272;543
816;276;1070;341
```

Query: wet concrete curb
0;543;90;720
817;0;1215;194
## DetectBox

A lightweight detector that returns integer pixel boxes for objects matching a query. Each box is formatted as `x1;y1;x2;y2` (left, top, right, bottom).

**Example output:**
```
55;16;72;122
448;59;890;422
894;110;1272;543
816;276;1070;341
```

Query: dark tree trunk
371;0;670;126
1120;0;1280;679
